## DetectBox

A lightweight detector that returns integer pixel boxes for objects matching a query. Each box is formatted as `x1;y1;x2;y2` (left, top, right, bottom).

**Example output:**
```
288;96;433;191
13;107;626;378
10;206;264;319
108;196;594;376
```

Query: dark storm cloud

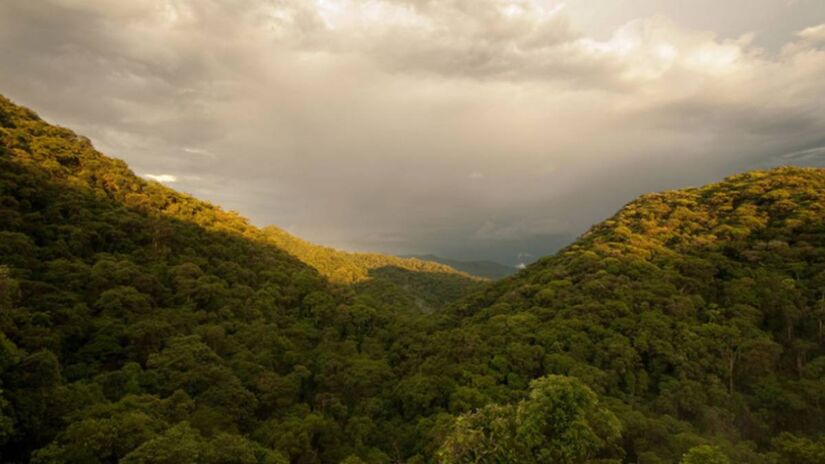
1;0;824;265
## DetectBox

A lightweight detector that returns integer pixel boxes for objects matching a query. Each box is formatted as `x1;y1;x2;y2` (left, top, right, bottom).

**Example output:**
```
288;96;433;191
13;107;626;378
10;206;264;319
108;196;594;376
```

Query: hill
0;94;480;463
437;166;825;463
1;93;824;464
403;254;516;279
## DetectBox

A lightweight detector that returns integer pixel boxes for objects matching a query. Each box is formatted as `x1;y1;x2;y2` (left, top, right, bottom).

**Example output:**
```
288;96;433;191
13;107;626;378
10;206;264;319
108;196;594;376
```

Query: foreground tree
680;445;730;464
437;375;622;463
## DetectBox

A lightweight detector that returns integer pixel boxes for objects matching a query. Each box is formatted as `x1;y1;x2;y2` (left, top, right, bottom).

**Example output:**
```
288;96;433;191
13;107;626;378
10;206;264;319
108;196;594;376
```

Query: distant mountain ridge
403;254;516;279
262;226;485;311
262;226;478;284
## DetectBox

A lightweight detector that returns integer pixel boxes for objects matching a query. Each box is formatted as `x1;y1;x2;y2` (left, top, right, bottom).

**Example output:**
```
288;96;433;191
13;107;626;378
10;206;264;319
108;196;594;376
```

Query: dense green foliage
437;375;621;463
1;94;824;463
0;95;479;463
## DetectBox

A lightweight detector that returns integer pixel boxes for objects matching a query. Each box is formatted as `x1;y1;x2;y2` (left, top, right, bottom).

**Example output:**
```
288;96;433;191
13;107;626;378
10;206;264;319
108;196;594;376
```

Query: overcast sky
1;0;824;265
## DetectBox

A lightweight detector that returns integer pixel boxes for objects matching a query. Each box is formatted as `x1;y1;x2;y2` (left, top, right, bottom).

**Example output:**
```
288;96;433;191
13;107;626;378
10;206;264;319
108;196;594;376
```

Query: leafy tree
772;433;825;464
119;422;201;464
517;375;622;463
438;375;622;463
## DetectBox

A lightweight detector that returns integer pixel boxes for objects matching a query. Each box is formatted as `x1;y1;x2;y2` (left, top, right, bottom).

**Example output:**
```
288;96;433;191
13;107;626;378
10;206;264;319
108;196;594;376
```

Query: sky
1;0;824;266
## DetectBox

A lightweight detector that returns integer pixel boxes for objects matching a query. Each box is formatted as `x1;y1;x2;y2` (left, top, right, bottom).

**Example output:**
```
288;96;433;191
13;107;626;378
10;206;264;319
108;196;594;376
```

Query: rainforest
1;93;825;464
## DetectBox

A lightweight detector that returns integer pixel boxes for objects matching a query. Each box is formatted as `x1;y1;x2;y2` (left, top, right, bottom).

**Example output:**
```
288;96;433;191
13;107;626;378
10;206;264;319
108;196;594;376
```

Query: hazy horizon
2;0;824;265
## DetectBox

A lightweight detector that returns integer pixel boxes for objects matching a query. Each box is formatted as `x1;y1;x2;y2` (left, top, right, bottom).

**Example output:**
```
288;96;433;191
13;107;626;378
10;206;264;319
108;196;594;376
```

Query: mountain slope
436;167;825;462
0;94;340;462
0;94;479;463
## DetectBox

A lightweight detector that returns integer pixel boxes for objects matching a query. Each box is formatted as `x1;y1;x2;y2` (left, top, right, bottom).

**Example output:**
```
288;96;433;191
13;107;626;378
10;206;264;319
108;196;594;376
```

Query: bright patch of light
145;174;178;183
501;4;526;18
685;45;740;73
183;147;211;156
315;0;344;28
580;34;639;56
655;43;678;61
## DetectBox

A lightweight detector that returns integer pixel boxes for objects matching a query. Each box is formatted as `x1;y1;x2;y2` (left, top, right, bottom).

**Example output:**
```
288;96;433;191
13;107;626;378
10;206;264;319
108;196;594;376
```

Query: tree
437;375;622;463
120;422;201;464
772;433;825;464
437;403;519;463
517;375;622;463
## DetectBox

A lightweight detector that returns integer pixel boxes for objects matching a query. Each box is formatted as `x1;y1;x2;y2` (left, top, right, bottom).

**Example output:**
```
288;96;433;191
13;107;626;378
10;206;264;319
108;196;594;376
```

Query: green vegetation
437;375;621;463
445;165;825;463
1;94;824;463
0;94;469;463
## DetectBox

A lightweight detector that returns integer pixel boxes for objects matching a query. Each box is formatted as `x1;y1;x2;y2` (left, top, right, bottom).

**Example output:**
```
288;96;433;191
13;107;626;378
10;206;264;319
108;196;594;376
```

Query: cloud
0;0;824;264
183;147;212;156
776;145;825;163
798;23;825;42
144;174;178;183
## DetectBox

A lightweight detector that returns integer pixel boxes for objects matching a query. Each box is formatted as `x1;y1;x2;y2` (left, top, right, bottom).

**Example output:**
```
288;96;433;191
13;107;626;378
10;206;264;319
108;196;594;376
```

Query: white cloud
144;174;178;183
182;147;214;158
798;23;825;42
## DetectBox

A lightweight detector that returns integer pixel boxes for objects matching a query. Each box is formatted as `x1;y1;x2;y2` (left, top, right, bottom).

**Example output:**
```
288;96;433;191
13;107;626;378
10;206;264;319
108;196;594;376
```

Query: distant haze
1;0;824;265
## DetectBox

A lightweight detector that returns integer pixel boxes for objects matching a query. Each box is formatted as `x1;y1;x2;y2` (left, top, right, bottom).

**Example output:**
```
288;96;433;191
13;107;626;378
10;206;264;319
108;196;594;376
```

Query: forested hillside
1;94;824;464
438;167;825;463
0;94;479;463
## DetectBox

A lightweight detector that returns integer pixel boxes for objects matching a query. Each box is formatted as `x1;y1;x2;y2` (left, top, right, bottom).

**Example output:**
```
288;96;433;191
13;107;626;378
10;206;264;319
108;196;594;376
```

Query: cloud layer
1;0;824;264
